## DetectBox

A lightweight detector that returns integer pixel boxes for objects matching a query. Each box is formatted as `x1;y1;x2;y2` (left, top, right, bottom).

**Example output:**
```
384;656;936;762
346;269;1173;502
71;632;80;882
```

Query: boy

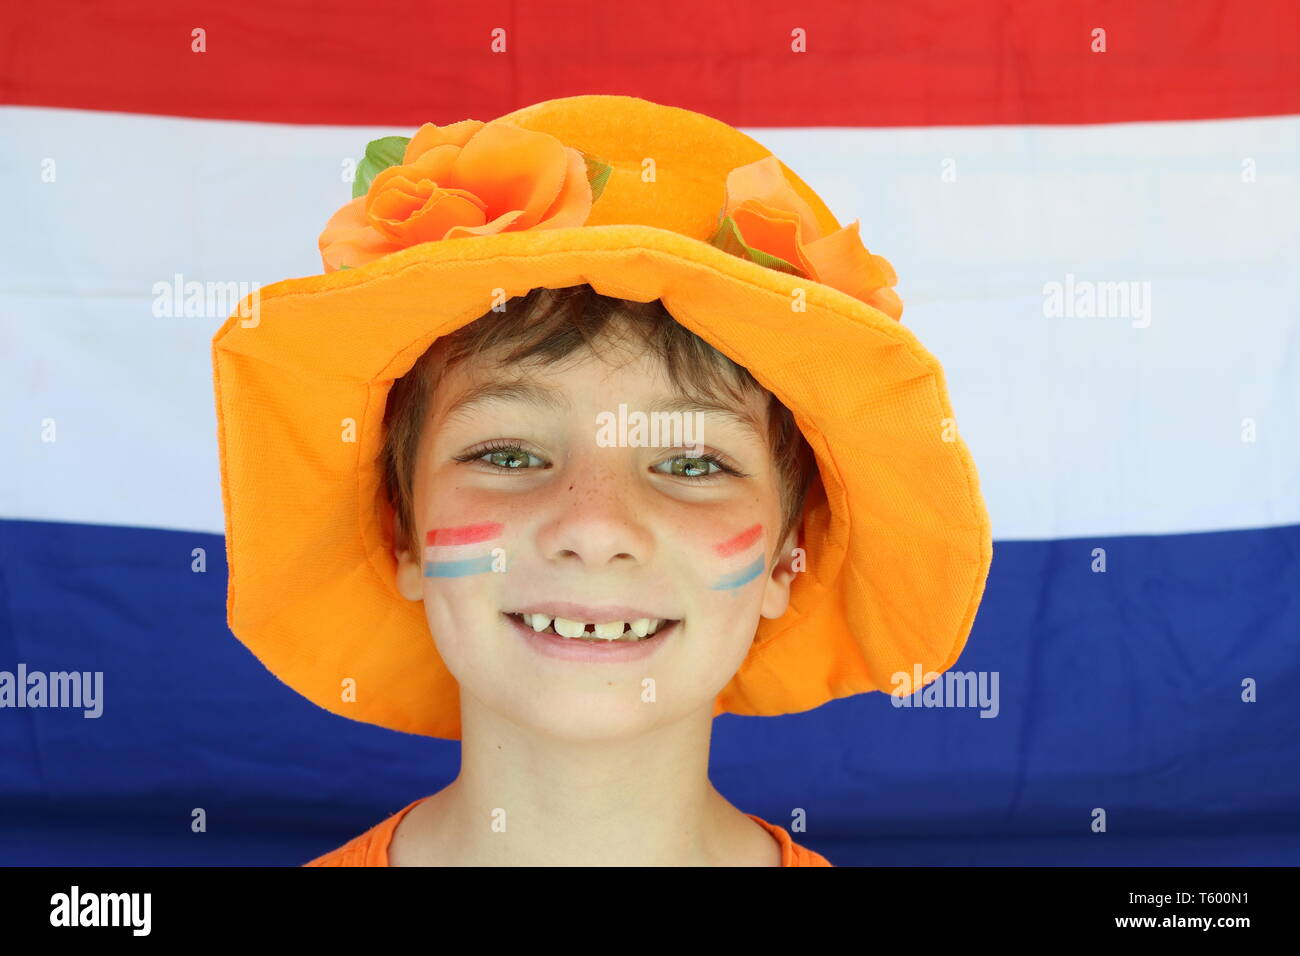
212;94;992;867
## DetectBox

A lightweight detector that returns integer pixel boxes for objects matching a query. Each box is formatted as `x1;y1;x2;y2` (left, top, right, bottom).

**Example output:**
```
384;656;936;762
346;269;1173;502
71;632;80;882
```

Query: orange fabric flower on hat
709;156;903;320
319;119;603;272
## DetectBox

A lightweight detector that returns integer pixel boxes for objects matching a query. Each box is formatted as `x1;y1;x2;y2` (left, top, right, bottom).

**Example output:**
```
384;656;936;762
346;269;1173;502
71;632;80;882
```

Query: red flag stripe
3;0;1297;127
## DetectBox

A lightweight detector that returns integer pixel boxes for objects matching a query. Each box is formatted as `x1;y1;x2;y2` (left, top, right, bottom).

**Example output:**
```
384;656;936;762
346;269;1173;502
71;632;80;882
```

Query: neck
404;692;752;866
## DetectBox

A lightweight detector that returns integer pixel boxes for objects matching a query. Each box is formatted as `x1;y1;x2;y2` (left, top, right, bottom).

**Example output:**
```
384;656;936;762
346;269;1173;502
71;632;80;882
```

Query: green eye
454;443;543;470
654;454;726;480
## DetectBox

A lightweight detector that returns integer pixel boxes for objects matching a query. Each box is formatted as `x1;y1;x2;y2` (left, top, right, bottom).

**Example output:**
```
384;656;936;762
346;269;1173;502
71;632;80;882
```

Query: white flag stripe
3;107;1297;539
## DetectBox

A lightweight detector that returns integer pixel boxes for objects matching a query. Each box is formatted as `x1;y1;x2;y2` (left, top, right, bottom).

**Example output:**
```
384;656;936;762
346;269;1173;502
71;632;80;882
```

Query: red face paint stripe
714;523;762;558
426;522;504;547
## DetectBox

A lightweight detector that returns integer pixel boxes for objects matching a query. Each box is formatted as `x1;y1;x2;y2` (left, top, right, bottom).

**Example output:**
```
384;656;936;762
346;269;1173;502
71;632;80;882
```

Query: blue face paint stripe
710;555;765;590
424;554;496;578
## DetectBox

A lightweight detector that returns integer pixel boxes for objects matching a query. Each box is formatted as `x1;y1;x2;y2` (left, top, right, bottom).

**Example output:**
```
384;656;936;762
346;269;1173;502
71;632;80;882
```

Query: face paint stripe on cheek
713;523;763;558
427;522;504;547
711;556;765;590
710;524;766;590
424;522;504;578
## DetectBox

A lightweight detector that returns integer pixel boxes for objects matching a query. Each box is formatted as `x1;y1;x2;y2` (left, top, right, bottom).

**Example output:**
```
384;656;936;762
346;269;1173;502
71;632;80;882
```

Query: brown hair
379;283;817;571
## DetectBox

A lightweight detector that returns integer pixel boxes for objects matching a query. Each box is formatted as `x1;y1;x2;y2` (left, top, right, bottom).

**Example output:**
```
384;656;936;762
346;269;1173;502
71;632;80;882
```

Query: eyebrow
439;378;767;443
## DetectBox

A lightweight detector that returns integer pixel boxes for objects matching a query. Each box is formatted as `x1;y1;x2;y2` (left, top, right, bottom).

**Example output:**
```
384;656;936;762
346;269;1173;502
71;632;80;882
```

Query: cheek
415;558;506;687
421;522;505;578
419;522;508;654
704;522;767;592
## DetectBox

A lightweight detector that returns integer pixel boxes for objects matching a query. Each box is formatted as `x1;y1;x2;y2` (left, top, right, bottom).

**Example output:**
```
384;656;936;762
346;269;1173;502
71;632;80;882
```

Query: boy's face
394;327;800;739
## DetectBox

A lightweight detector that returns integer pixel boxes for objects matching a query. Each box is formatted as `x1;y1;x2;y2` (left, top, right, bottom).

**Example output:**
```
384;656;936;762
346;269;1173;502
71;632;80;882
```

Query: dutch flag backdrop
2;1;1297;865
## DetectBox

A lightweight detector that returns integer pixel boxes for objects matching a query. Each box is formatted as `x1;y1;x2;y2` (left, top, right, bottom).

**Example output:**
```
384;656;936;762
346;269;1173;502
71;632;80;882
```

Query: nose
538;449;654;569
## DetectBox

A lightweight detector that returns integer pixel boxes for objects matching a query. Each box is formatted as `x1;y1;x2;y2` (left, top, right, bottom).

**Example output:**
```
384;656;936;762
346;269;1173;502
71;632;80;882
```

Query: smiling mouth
504;612;680;643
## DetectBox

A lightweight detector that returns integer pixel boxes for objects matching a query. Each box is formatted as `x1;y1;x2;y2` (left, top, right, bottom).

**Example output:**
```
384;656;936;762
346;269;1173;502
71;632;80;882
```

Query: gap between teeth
517;614;670;640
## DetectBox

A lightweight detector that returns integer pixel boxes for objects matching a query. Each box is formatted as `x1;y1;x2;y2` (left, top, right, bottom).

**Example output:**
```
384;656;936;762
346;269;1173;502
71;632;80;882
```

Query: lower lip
505;613;679;662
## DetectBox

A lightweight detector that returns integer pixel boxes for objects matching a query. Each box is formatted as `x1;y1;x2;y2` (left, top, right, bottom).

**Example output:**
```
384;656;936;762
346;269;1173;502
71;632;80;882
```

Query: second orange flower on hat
708;156;903;320
319;119;611;273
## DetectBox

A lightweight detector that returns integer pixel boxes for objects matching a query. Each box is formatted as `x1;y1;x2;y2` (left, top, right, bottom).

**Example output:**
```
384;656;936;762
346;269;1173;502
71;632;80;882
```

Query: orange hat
211;93;993;740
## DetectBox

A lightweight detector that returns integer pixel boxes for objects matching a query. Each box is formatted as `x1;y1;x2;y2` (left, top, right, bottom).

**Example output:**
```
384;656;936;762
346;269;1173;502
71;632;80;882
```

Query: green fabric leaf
706;216;803;276
352;135;411;199
338;264;353;270
582;152;613;203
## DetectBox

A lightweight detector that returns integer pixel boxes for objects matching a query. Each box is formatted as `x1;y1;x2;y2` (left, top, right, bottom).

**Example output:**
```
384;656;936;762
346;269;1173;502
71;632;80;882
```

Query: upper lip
505;602;680;623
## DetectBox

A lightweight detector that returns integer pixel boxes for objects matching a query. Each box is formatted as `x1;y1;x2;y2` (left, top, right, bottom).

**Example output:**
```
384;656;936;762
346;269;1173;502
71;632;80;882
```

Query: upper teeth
522;614;666;639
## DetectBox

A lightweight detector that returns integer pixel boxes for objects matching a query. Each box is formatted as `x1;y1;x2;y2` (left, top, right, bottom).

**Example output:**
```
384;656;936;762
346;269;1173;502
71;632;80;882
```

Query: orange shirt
304;796;833;867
